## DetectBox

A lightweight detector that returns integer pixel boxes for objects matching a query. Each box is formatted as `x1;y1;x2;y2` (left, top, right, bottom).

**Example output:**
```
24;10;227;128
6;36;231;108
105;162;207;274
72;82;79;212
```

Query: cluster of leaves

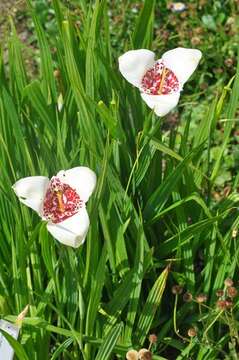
0;0;239;359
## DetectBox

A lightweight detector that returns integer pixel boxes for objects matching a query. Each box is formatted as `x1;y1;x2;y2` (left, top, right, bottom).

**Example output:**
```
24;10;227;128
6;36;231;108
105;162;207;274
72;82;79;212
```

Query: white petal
141;92;180;116
47;207;89;248
56;166;96;203
12;176;49;215
170;2;187;12
162;47;202;85
118;49;155;87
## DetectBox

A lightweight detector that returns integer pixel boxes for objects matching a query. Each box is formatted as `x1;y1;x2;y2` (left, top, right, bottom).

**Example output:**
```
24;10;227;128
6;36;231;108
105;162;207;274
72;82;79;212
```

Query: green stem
203;310;223;340
173;294;189;342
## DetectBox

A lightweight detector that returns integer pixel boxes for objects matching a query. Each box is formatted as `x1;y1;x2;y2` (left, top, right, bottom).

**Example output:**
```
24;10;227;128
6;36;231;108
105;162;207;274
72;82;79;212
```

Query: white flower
118;47;202;116
12;167;96;248
170;2;186;12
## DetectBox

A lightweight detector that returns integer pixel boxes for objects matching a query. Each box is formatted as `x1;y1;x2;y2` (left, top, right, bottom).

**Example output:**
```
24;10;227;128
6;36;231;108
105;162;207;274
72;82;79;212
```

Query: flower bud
232;229;238;238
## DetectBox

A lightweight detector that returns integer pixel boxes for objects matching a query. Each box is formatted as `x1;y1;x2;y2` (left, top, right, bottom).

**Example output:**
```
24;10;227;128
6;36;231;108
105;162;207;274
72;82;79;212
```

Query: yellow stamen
56;191;65;212
158;67;169;95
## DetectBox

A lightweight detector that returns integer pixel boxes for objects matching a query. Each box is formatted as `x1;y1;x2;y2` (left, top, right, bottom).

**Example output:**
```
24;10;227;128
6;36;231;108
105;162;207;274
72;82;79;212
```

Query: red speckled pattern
141;60;179;95
43;177;83;223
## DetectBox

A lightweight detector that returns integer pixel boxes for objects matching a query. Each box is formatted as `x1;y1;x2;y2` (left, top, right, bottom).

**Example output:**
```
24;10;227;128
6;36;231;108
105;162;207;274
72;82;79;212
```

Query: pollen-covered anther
43;177;83;223
141;60;179;95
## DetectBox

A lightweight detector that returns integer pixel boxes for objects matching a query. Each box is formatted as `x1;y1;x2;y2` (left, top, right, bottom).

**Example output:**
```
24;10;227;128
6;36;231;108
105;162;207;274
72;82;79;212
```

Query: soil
0;0;26;41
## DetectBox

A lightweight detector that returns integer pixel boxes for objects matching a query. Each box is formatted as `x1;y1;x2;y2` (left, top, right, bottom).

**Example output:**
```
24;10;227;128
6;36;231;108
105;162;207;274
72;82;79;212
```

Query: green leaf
95;323;123;360
144;143;205;221
136;266;169;344
132;0;155;48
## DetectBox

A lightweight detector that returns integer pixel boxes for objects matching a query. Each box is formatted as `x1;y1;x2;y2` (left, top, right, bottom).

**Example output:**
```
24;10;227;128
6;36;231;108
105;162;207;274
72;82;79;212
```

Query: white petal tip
57;166;97;203
162;47;202;85
47;209;89;248
12;176;49;214
141;92;180;117
119;49;155;87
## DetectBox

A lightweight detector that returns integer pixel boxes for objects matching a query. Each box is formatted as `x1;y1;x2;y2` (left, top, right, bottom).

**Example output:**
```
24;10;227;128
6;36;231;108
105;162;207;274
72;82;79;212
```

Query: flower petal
170;2;187;12
118;49;155;87
12;176;49;215
162;47;202;85
141;92;180;116
47;207;89;248
56;167;96;203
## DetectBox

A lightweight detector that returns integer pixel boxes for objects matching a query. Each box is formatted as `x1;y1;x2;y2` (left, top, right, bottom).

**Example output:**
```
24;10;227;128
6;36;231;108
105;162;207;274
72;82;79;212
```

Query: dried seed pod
149;334;158;344
224;278;234;287
183;292;193;302
216;300;227;311
53;69;61;78
216;289;224;297
225;300;233;309
138;349;152;360
187;327;197;337
227;287;238;298
172;285;183;295
126;350;139;360
195;294;207;303
224;58;234;68
191;36;201;46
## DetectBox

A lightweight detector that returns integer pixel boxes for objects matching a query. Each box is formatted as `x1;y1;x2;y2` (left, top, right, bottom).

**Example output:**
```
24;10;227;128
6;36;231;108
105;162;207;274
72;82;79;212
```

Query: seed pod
196;294;207;303
126;350;139;360
149;334;158;344
191;36;201;46
187;327;197;337
216;289;224;297
227;287;238;298
183;292;193;302
53;69;61;78
216;300;227;311
224;58;234;68
172;285;183;295
224;278;234;287
225;300;233;309
138;349;152;360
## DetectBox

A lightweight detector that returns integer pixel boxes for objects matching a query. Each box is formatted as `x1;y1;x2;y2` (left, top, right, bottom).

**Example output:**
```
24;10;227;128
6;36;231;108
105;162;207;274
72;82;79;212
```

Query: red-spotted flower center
141;60;179;95
43;177;83;223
